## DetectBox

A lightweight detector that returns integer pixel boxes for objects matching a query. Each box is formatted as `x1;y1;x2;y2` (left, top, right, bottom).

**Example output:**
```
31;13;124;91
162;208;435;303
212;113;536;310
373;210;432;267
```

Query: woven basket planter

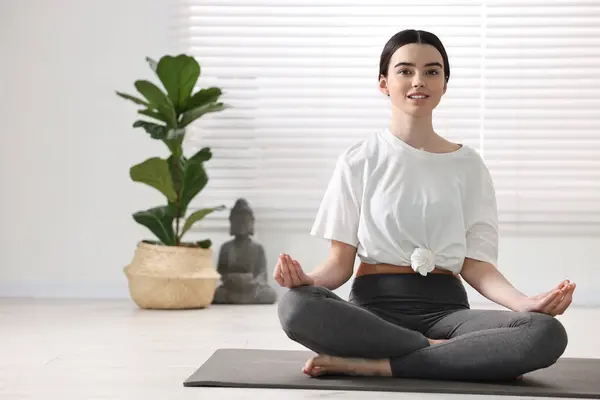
124;241;221;309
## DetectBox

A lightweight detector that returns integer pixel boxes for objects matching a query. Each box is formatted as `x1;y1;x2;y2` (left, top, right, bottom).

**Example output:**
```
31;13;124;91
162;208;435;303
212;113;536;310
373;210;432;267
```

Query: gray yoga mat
184;348;600;399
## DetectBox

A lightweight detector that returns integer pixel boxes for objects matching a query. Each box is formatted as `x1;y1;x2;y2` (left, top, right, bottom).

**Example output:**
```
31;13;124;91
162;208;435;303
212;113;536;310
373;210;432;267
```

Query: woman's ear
378;76;390;97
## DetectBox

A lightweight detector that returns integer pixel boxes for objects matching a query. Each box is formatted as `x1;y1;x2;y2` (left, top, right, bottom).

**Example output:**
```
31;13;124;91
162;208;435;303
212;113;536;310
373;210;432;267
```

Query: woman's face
379;43;447;117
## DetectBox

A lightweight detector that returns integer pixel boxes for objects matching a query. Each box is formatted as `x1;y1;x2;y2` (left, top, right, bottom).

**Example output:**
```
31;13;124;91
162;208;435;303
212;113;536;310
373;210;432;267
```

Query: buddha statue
212;198;277;304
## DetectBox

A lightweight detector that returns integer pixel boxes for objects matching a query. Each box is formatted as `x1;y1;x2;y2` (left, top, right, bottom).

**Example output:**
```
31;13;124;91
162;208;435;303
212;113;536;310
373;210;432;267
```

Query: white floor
0;298;598;400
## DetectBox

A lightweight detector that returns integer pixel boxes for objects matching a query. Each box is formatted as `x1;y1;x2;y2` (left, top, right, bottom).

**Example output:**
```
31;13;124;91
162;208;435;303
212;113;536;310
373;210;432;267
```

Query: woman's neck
388;113;438;151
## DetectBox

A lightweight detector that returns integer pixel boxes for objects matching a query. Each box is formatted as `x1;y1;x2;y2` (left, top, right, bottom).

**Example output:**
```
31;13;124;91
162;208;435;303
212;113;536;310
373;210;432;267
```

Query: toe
302;358;314;374
303;355;332;377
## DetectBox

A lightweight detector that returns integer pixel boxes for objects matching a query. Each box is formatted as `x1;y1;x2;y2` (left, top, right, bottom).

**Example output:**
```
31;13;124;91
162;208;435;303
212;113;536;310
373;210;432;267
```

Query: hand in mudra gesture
518;280;576;316
273;253;314;288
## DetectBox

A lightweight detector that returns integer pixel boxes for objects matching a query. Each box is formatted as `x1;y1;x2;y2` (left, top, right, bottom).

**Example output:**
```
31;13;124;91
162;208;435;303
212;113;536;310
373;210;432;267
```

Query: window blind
483;1;600;235
170;0;600;235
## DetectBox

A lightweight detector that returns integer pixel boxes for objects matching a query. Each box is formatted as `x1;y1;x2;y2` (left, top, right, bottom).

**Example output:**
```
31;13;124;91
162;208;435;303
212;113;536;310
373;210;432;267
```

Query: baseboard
0;281;130;299
1;281;598;307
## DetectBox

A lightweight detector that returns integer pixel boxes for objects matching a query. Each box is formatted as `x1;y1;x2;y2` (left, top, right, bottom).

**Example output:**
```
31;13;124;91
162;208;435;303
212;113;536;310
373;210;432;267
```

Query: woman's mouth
407;94;429;100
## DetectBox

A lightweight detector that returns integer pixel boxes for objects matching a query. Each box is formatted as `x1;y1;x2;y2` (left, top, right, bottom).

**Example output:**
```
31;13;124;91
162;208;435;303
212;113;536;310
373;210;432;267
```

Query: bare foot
302;354;392;378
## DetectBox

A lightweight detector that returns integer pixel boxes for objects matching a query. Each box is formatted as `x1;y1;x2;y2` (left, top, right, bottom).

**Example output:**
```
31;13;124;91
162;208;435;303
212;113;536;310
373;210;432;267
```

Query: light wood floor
0;298;598;400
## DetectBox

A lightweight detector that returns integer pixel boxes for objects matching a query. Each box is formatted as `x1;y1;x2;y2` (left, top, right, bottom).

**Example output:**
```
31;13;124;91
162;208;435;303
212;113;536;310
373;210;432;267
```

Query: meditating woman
274;29;575;382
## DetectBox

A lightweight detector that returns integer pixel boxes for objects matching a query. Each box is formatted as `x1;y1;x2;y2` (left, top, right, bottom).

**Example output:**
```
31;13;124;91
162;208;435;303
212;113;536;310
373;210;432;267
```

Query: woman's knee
528;313;568;365
277;285;323;335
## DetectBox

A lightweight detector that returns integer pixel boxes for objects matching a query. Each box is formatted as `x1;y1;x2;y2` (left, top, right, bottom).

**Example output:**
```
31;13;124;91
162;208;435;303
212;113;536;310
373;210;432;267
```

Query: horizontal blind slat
170;1;600;233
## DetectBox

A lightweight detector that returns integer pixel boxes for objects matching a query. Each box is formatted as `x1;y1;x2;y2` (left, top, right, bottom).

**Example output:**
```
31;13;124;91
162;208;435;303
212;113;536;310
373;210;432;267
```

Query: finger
541;290;564;315
533;281;566;300
532;289;552;300
548;286;571;314
288;258;303;285
558;283;575;298
292;260;305;285
536;289;561;311
273;256;284;286
293;260;312;285
553;292;573;316
552;284;576;315
538;289;559;305
273;272;282;286
542;281;569;297
280;254;293;287
533;280;572;305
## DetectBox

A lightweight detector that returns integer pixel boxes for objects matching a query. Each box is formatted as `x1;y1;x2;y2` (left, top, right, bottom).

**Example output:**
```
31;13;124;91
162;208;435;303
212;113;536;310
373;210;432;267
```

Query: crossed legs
278;285;568;381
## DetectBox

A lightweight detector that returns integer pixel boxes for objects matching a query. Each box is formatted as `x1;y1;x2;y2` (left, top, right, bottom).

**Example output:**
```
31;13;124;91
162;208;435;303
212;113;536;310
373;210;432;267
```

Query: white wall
1;0;598;306
0;0;173;297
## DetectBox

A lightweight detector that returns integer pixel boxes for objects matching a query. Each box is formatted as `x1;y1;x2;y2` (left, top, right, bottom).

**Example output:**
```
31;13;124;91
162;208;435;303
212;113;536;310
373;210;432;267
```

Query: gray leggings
277;273;568;381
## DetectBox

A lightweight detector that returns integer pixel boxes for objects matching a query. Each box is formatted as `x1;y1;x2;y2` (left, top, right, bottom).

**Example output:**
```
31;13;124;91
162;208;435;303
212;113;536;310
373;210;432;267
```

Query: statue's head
229;198;255;237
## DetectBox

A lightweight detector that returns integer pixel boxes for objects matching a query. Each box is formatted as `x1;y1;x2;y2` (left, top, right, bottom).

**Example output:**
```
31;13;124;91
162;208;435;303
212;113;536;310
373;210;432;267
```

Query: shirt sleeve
465;159;499;267
310;154;362;247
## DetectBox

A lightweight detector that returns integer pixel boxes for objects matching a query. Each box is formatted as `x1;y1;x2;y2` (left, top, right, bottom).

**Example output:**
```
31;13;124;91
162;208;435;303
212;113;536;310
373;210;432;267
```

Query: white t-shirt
310;127;499;276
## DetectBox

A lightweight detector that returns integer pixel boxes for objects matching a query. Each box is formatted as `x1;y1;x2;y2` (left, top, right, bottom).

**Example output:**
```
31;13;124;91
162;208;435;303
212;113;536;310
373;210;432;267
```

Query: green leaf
179;147;212;213
138;108;170;124
156;55;200;113
132;121;167;140
132;206;176;245
196;239;212;249
180;205;226;237
130;157;177;202
184;87;222;112
180;102;227;128
134;80;177;127
116;91;150;107
190;146;212;163
146;57;158;72
130;121;182;154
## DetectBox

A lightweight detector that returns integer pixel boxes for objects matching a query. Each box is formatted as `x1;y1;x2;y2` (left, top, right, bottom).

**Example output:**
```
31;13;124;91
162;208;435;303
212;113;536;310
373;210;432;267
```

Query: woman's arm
309;240;357;290
274;240;356;290
459;257;527;311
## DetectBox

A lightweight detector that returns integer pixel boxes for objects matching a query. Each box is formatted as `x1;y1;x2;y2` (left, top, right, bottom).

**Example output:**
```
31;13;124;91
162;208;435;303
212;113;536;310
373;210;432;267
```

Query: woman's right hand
273;253;314;288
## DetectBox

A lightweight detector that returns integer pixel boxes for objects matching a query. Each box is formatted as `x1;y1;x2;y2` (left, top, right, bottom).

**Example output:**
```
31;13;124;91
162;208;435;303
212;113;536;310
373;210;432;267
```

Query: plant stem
173;148;182;246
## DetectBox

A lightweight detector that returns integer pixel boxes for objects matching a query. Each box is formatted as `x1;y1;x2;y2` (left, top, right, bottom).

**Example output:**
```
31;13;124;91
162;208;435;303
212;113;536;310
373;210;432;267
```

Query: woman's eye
397;69;440;76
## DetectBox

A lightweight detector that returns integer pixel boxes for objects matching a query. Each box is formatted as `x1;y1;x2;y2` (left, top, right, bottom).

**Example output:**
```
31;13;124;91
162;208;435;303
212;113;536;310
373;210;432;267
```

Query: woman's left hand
516;280;576;316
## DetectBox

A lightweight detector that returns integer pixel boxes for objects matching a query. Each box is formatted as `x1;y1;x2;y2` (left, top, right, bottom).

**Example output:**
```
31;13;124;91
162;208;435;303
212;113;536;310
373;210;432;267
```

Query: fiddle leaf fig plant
116;54;228;248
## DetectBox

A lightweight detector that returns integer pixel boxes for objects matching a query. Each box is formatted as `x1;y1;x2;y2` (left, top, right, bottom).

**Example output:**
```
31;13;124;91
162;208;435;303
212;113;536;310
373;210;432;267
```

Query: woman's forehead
391;43;444;65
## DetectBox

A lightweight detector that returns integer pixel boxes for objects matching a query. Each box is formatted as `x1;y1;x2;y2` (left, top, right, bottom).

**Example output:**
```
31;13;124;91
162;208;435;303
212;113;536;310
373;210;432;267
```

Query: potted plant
116;54;228;309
